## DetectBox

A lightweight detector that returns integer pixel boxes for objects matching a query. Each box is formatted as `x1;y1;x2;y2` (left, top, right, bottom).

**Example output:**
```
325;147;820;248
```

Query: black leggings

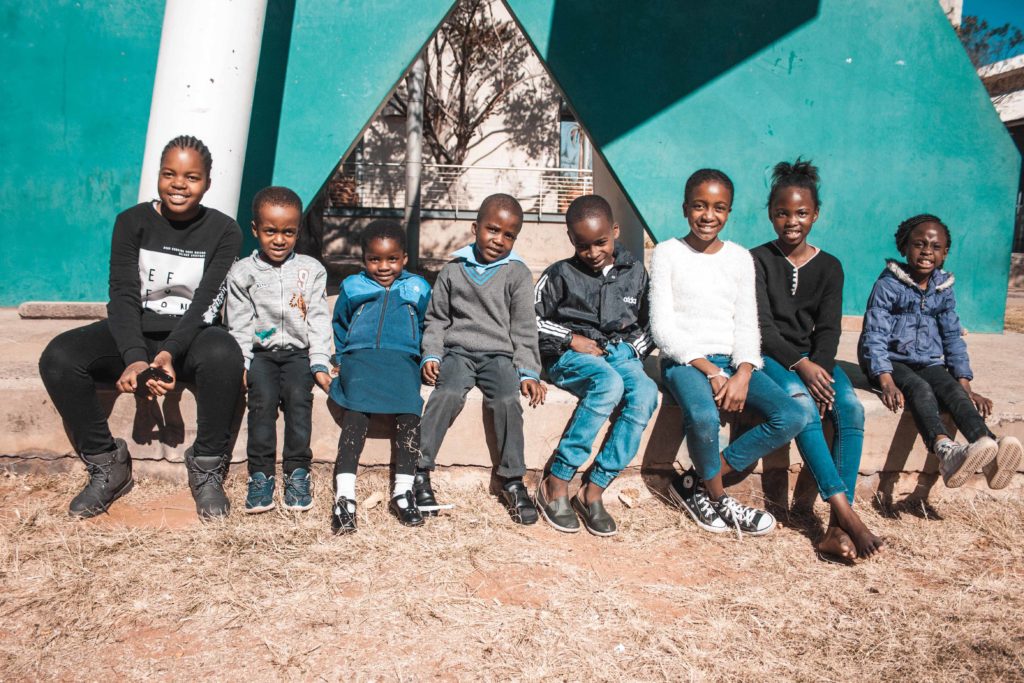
889;362;994;447
334;411;420;478
39;319;243;456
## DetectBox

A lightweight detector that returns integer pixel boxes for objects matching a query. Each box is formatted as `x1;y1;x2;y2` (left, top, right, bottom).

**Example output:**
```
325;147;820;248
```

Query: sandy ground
1005;290;1024;333
1;469;1021;681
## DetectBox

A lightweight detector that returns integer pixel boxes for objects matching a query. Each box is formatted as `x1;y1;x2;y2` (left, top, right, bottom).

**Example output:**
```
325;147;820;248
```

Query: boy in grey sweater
224;187;332;514
417;194;546;524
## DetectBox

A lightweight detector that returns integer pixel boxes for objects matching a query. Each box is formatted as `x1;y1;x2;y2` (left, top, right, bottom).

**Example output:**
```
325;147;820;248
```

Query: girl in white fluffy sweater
650;169;805;536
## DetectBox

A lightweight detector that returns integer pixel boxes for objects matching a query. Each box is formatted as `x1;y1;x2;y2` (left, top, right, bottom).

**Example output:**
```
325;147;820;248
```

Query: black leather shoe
571;493;617;537
413;470;440;516
389;491;425;527
331;497;357;535
69;439;134;518
501;479;538;525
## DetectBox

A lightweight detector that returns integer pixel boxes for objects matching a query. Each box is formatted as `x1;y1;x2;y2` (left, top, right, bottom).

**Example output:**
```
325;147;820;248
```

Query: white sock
393;473;414;508
335;473;356;513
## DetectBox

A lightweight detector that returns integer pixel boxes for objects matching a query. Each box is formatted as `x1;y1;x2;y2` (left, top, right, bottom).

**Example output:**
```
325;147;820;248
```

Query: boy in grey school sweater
417;194;546;524
224;187;332;514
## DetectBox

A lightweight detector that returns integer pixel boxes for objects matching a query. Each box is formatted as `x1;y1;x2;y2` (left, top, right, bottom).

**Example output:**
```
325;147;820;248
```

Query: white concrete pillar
592;153;648;260
138;0;268;218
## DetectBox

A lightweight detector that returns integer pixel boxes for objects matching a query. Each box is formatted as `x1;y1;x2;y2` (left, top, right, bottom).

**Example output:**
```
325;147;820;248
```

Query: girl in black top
753;159;884;562
40;135;243;520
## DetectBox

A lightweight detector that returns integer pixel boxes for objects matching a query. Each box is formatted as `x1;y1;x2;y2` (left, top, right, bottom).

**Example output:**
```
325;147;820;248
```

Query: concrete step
2;310;1022;499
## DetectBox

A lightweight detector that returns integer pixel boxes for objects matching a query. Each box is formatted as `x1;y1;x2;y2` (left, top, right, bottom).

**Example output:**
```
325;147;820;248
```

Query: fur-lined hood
883;259;955;292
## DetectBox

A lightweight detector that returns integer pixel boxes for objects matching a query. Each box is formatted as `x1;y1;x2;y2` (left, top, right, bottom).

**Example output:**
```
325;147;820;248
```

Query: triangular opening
298;0;650;285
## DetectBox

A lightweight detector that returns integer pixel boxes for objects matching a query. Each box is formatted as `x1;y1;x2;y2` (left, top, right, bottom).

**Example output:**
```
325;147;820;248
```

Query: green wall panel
269;0;455;205
507;0;1019;331
0;2;164;304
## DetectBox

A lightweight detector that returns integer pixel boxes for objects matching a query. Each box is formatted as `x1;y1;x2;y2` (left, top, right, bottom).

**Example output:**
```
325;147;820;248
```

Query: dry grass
1;469;1022;681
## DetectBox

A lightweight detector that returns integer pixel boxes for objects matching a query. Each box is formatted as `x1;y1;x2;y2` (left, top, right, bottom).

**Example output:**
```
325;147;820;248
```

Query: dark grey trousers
418;350;525;478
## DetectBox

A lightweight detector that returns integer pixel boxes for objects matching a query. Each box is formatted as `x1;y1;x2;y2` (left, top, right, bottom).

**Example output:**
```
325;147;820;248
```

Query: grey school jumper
418;246;542;477
224;250;332;372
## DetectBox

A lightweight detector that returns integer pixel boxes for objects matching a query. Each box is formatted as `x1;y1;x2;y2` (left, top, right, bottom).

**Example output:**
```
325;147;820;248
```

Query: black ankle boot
185;447;230;519
69;438;134;518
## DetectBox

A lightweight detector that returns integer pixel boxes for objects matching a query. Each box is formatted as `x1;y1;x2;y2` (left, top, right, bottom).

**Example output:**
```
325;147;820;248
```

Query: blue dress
328;270;431;415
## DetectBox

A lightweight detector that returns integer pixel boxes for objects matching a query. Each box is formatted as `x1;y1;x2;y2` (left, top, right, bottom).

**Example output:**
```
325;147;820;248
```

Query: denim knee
281;382;313;409
788;391;822;428
625;376;659;422
587;371;625;415
833;390;865;430
681;403;721;442
39;338;76;386
771;399;808;439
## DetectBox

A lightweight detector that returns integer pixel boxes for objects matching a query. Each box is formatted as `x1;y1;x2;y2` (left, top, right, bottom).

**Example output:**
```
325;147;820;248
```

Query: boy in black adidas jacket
533;195;658;537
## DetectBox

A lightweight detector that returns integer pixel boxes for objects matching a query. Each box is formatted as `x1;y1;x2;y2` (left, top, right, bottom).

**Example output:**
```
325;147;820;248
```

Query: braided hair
684;169;733;205
768;158;820;207
161;135;213;174
894;214;951;255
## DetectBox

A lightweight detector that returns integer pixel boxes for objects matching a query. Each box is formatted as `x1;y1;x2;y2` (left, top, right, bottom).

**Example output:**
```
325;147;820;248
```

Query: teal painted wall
506;0;1019;331
269;0;455;206
1;2;164;304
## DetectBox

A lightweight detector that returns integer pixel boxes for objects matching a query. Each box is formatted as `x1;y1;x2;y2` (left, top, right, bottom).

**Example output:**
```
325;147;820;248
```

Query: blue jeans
761;357;865;504
661;355;806;481
546;343;659;488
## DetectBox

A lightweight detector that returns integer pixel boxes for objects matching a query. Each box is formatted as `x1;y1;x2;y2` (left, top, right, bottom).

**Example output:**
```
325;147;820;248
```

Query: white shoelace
718;496;759;540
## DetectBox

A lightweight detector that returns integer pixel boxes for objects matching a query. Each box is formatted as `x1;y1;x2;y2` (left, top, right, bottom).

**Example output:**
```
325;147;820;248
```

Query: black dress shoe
413;470;440;517
331;497;357;535
501;479;538;525
389;491;425;527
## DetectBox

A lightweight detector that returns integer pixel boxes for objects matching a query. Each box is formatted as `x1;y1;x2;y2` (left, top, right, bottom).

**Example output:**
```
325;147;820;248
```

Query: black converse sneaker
667;468;727;533
711;494;776;536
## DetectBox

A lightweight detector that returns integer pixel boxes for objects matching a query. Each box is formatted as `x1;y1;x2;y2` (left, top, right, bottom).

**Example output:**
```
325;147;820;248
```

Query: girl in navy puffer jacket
858;214;1020;490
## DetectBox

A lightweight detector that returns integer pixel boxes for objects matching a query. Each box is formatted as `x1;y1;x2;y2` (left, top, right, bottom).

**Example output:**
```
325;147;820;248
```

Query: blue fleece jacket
857;260;972;381
332;270;431;362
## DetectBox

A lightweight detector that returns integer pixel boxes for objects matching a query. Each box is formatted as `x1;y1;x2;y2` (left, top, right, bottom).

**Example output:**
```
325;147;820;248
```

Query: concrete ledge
3;310;1022;501
18;302;107;319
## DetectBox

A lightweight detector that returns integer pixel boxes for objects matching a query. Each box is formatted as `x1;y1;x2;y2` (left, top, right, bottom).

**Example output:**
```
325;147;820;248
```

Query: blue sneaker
283;468;314;511
245;472;275;514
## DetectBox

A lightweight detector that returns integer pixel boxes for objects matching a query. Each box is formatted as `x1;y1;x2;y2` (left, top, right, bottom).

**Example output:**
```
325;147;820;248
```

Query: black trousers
889;362;994;447
39;319;243;457
246;349;315;476
334;411;420;478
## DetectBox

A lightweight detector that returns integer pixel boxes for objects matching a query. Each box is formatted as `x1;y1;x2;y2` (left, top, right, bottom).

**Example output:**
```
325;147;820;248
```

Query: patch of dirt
1;469;1022;680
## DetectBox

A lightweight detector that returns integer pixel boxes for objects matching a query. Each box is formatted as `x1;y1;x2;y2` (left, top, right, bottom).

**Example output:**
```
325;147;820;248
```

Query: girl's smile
157;147;210;221
770;187;819;247
683;180;732;247
364;236;407;287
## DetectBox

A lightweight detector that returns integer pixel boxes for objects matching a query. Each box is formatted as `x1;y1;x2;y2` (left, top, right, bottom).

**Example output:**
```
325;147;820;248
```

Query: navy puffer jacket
857;260;972;381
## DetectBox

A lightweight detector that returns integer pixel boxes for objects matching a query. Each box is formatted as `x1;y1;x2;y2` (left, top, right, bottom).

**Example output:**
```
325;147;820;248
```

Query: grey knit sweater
223;250;332;371
421;248;541;379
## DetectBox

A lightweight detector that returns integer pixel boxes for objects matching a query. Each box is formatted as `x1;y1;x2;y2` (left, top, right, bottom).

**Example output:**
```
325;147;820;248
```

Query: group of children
39;135;1021;564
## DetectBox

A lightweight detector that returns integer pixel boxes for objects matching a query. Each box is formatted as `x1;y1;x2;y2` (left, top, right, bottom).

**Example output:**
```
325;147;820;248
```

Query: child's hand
422;360;440;385
715;367;751;412
314;371;332;394
117;361;151;394
794;358;836;407
521;379;546;407
569;334;606;356
969;392;993;418
145;351;176;399
242;370;247;389
877;373;903;413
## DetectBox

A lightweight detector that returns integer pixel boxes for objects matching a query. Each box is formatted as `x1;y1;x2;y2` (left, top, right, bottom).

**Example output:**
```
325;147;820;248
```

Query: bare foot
836;512;886;559
817;525;857;563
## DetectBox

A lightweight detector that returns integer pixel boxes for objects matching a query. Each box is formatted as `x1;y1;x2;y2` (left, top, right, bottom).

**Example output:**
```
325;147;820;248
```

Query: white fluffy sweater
649;238;762;369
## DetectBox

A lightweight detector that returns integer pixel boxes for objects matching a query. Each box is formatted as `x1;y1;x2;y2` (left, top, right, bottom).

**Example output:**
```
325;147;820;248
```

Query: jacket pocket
344;304;367;345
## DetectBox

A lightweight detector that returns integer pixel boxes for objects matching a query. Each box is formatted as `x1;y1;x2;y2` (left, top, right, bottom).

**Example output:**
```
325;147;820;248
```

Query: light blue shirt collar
451;243;524;273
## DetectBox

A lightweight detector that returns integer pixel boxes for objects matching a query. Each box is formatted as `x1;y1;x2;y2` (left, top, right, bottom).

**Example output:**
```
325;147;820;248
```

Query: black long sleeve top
752;241;844;374
106;202;241;365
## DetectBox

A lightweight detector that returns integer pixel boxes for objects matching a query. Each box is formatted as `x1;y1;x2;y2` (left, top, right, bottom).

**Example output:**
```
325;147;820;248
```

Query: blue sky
964;0;1024;60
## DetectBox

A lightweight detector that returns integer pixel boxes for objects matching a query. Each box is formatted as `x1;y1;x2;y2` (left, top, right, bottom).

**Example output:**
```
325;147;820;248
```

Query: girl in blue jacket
329;221;432;532
857;214;1020;490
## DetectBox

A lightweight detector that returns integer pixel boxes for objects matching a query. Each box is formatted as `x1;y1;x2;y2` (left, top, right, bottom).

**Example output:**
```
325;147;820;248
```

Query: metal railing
325;162;593;218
